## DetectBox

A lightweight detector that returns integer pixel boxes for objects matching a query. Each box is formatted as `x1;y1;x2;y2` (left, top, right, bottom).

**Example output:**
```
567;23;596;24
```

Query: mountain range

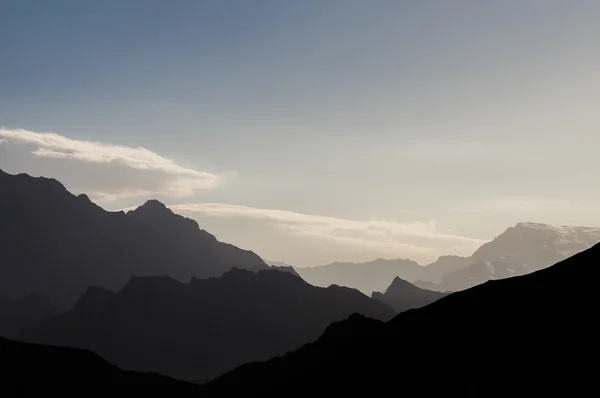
3;169;598;394
295;258;424;295
20;268;395;381
415;221;600;291
6;237;597;395
204;241;600;395
0;169;268;307
292;221;600;294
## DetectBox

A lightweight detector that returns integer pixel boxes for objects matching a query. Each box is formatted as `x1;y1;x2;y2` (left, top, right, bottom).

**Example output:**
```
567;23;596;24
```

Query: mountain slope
371;276;448;313
22;268;395;381
0;170;268;307
205;243;600;394
416;221;600;291
0;294;62;339
0;337;201;395
295;258;424;295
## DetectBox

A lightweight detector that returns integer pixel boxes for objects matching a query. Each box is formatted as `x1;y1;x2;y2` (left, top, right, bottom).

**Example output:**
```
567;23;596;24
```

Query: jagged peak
141;199;168;209
384;276;420;294
77;193;93;203
133;199;172;215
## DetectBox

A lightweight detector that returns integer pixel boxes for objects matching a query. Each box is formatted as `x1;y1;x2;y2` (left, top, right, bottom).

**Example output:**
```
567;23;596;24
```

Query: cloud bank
0;128;221;201
171;203;488;262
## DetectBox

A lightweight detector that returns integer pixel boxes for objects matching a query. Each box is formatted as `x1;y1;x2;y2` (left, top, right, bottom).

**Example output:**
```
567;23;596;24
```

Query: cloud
170;203;488;261
0;128;220;201
0;138;7;145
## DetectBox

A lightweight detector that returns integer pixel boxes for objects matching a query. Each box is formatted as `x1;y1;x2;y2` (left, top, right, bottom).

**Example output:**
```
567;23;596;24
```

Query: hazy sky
2;1;600;266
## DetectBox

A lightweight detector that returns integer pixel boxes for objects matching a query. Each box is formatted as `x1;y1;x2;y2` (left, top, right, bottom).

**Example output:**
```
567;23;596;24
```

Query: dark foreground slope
206;243;600;395
0;170;267;307
371;276;448;313
0;337;201;396
23;268;395;381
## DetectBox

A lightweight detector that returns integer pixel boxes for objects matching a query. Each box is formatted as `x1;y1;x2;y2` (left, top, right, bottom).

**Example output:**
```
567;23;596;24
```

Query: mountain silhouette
21;268;395;381
0;170;268;307
415;221;600;292
0;337;201;395
371;276;448;313
0;294;61;338
205;243;599;394
295;258;424;295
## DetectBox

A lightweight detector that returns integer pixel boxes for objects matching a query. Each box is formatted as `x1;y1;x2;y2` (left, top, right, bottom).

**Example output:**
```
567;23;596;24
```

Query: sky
2;0;600;266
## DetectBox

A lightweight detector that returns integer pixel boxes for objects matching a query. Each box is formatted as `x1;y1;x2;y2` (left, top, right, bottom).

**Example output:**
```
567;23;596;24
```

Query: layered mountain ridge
416;221;600;291
0;170;268;307
21;267;395;380
293;221;600;294
205;241;600;394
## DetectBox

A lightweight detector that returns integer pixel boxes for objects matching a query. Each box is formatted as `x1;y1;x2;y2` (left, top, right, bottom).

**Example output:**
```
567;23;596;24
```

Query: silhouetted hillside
371;277;448;313
0;337;201;395
205;243;599;394
0;170;268;307
22;268;395;381
295;258;424;295
0;294;61;338
415;221;600;291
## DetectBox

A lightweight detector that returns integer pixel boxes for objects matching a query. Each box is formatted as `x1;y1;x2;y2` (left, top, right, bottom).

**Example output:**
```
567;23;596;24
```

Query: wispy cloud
0;128;221;201
170;203;488;261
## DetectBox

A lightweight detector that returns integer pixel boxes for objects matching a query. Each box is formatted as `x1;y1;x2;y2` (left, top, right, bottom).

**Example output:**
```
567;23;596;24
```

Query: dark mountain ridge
0;169;268;307
22;267;395;381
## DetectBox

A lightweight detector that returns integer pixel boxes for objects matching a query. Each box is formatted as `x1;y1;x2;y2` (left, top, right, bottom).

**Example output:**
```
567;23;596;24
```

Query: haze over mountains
295;258;423;295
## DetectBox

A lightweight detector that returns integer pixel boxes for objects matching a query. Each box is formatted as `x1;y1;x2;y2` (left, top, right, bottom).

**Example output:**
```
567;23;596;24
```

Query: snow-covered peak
515;222;600;235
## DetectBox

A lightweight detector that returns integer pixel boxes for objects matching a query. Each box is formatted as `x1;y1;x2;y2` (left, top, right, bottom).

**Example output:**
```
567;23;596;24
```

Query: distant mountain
295;258;424;295
418;255;474;283
415;222;600;292
371;277;448;313
0;294;61;339
204;242;600;395
0;170;268;307
22;268;395;381
0;337;201;395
